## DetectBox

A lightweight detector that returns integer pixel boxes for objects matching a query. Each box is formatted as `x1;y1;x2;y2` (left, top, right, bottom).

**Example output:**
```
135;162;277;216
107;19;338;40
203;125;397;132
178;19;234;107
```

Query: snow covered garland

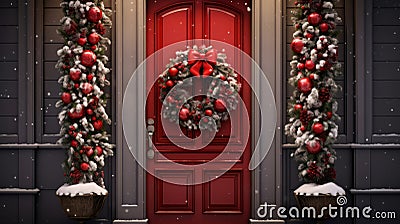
285;0;342;184
56;0;113;187
159;46;241;131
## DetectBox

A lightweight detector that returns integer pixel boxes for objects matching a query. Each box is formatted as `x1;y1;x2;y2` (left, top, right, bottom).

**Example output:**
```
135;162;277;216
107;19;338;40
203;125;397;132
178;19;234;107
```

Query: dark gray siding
0;0;115;223
0;1;19;143
372;0;400;139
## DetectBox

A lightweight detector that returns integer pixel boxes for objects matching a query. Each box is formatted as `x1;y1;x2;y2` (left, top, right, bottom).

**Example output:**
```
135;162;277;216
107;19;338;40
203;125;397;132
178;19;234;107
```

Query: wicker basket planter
294;194;338;222
57;194;107;222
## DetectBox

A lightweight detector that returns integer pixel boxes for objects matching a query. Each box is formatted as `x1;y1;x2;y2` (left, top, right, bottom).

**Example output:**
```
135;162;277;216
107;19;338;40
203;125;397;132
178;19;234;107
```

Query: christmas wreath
55;0;113;187
285;0;342;184
158;46;241;131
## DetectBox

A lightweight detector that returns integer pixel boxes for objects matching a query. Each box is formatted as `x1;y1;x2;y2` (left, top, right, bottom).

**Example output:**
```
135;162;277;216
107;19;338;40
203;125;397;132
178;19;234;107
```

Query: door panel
158;7;194;47
203;169;243;213
155;170;195;213
146;1;251;223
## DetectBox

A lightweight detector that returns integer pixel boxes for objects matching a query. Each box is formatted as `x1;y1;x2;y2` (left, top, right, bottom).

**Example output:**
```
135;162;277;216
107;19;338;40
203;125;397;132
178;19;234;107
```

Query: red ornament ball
291;38;304;53
71;140;79;148
297;77;313;93
214;99;226;112
179;108;190;121
81;83;94;95
312;122;324;134
93;120;103;130
308;12;322;25
88;32;100;45
326;111;333;119
86;108;94;115
74;83;80;89
68;108;85;120
300;125;306;132
205;109;213;116
86;147;94;157
77;37;87;46
310;73;316;80
297;63;305;70
168;67;179;77
80;162;90;171
69;68;81;81
95;146;103;156
87;6;103;23
306;140;322;154
166;80;174;88
305;60;315;70
294;104;303;111
305;33;313;39
61;92;72;104
80;50;97;67
87;73;94;81
320;23;329;32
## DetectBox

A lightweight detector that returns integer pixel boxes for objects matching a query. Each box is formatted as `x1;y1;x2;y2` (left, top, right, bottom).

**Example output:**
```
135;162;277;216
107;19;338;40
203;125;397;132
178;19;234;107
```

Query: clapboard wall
0;0;20;143
0;0;116;223
372;0;400;141
283;0;400;223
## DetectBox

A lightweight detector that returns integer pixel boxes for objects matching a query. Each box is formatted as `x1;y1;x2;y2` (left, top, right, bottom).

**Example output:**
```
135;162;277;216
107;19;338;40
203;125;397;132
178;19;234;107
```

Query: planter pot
294;194;338;222
57;194;107;222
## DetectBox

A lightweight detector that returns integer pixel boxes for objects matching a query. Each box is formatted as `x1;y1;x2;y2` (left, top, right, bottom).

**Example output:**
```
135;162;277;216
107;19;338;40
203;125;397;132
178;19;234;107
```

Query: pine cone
319;87;331;102
300;110;313;125
306;163;323;182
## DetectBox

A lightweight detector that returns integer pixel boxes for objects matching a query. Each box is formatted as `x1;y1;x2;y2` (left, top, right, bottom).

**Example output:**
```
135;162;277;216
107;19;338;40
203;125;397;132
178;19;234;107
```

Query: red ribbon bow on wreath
188;49;217;77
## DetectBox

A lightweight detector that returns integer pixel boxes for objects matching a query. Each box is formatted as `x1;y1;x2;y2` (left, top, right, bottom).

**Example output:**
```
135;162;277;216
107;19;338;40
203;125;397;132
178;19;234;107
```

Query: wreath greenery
158;46;241;131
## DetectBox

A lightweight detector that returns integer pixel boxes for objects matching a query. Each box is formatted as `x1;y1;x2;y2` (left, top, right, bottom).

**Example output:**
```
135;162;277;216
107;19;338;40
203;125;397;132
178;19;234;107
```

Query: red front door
146;1;251;223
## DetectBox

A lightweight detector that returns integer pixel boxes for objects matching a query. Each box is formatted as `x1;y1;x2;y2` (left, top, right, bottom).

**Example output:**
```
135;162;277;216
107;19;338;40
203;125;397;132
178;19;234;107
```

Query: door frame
114;0;283;223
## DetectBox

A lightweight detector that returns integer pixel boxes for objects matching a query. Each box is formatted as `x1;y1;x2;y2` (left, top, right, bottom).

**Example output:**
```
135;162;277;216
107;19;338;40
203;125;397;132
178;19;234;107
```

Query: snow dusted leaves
285;0;342;184
159;46;241;132
55;0;113;187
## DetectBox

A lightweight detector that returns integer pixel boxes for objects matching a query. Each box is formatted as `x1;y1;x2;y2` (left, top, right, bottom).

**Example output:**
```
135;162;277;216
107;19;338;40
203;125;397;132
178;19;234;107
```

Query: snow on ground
294;182;345;196
56;182;108;197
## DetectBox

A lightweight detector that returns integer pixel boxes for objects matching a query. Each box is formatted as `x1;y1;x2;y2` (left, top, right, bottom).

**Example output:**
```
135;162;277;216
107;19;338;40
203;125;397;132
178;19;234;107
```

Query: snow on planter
56;182;108;197
294;182;345;196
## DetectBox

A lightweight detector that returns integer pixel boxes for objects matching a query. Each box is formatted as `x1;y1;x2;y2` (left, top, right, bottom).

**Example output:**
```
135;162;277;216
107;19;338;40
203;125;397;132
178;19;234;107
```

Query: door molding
250;0;283;222
116;0;283;222
115;0;147;221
